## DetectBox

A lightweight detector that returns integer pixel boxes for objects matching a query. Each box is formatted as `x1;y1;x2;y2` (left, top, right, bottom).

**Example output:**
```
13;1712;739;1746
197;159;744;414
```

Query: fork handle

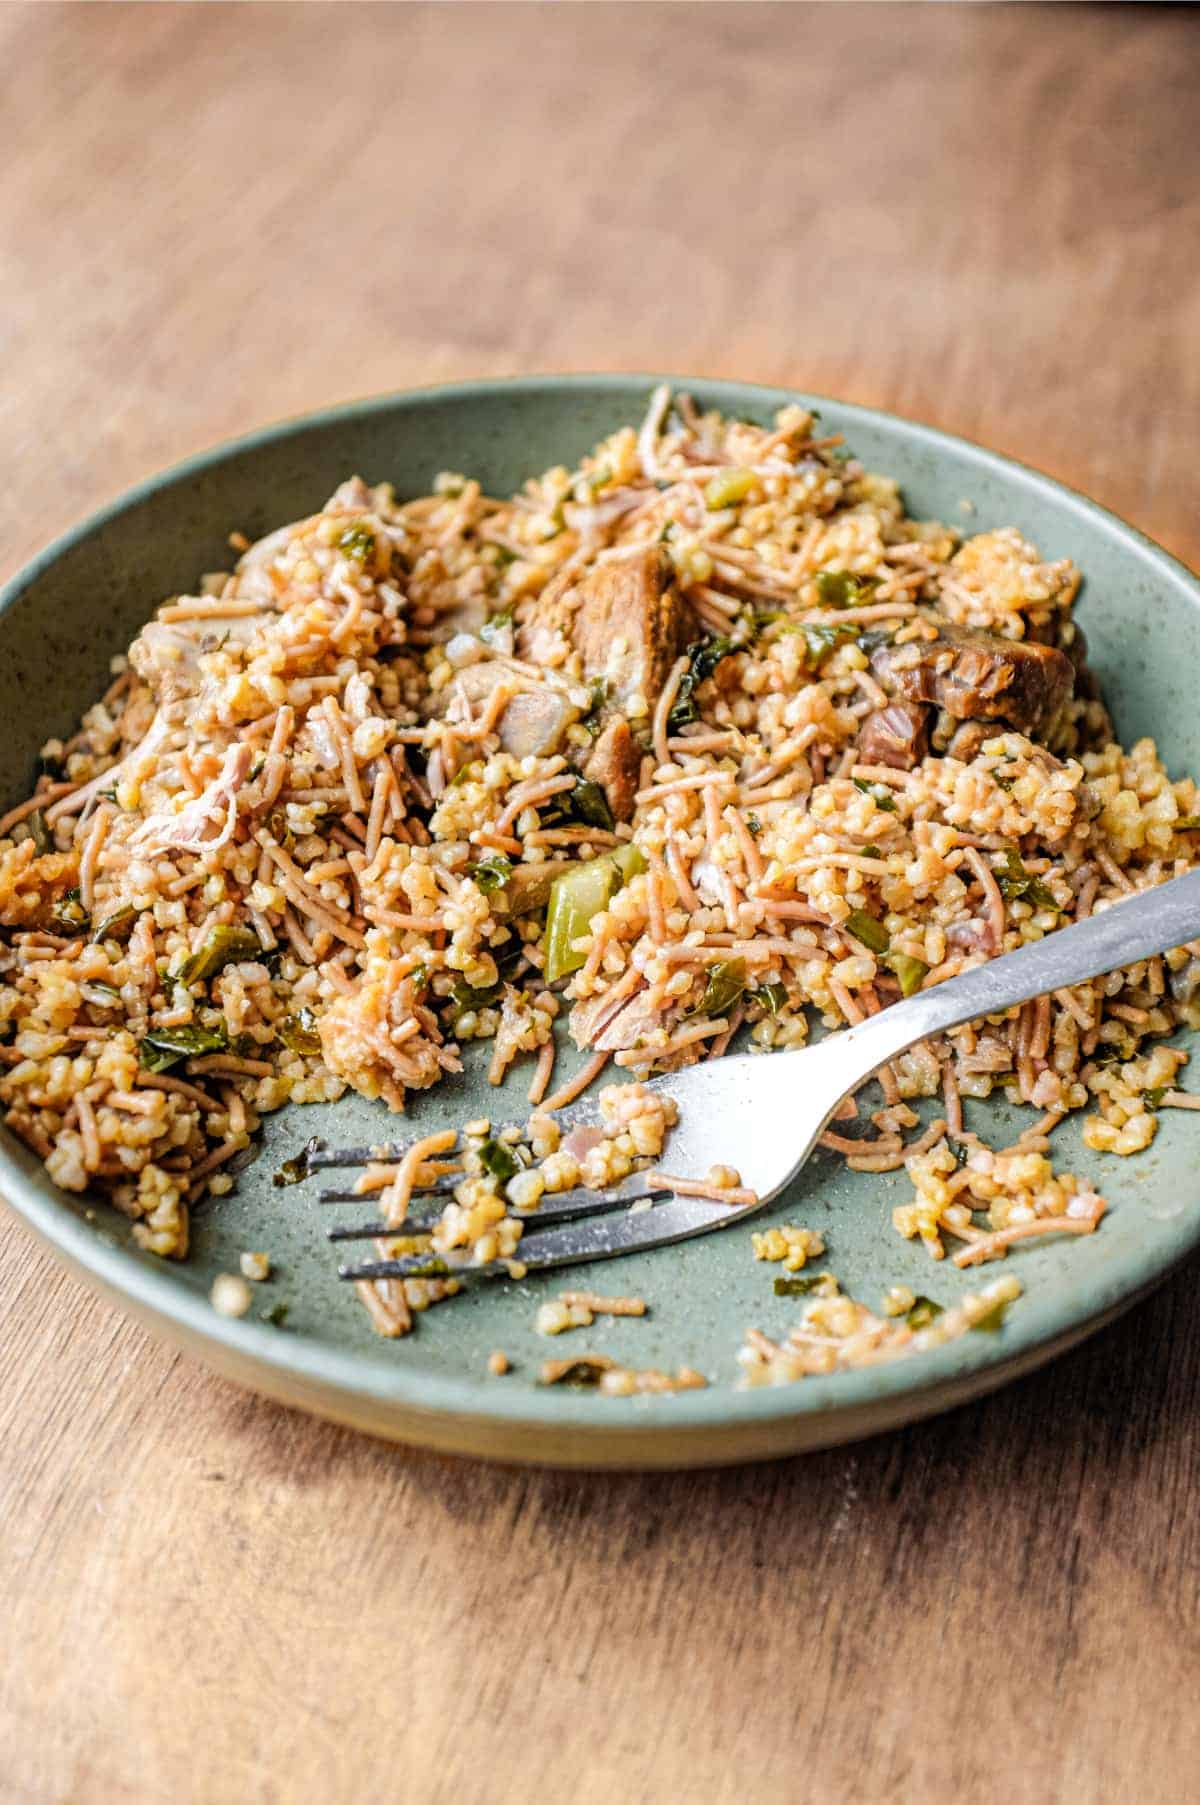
839;864;1200;1077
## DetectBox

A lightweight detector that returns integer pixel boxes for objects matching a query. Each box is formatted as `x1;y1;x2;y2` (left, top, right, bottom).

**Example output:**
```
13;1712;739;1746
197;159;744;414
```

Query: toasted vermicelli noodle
2;396;1199;1342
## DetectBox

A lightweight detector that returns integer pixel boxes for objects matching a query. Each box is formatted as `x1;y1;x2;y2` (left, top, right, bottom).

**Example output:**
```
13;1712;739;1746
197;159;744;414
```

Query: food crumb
210;1272;253;1318
240;1251;270;1282
487;1349;511;1376
536;1291;648;1335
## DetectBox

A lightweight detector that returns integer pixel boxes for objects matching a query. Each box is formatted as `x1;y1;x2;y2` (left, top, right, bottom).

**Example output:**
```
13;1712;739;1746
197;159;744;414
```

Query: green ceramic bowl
4;376;1199;1468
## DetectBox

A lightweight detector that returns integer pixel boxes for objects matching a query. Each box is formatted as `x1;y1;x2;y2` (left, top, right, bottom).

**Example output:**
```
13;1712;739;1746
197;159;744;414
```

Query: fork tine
326;1177;666;1242
339;1191;755;1282
305;1128;523;1173
317;1172;462;1204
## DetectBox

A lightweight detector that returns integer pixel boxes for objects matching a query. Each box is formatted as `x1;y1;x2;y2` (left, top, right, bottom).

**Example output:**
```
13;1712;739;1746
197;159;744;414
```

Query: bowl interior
4;375;1199;1460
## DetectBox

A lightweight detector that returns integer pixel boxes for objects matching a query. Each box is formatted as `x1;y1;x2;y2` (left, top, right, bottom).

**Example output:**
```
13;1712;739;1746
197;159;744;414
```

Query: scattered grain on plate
210;1272;253;1318
239;1251;270;1282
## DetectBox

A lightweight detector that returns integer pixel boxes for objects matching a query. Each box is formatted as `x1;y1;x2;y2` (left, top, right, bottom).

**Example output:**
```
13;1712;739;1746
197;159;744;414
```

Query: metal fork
301;865;1200;1287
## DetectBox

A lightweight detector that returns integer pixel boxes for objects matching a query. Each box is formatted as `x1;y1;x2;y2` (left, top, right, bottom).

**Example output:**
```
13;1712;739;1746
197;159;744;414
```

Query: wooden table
3;6;1199;1800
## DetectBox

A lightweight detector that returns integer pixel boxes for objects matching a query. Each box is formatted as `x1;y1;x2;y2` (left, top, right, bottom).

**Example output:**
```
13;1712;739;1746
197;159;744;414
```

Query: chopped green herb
261;1302;290;1327
794;621;858;668
179;925;264;986
774;1274;825;1296
265;809;294;850
814;569;878;609
450;976;504;1017
278;1008;322;1056
906;1295;944;1330
51;889;90;937
851;776;898;812
994;774;1016;793
754;981;788;1015
745;813;762;838
337;523;376;562
1145;1086;1167;1109
480;609;514;647
1175;817;1200;831
478;1139;519;1184
667;636;737;733
704;467;757;511
692;957;747;1020
81;981;122;1007
993;849;1059;912
844;910;890;955
90;904;138;945
970;1295;1015;1333
139;1022;230;1073
26;809;51;855
471;853;514;894
581;676;609;734
859;843;882;859
570;780;616;832
828;445;856;465
885;951;929;997
484;542;518;569
272;1135;323;1188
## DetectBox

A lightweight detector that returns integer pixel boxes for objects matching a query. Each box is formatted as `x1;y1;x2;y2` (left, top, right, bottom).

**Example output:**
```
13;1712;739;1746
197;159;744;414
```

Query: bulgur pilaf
4;386;1198;1359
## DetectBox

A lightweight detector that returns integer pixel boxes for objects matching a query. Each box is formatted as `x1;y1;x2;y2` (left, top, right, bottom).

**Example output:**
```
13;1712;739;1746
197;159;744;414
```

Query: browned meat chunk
856;701;930;770
869;618;1073;730
522;546;690;821
583;717;642;823
570;982;660;1052
431;663;579;758
524;546;690;713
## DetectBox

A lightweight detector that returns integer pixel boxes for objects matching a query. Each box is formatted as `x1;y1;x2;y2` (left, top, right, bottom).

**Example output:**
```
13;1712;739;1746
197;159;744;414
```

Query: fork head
295;1036;858;1288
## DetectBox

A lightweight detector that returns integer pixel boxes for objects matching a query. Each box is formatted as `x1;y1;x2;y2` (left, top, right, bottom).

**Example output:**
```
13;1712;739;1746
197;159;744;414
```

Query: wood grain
2;6;1199;1801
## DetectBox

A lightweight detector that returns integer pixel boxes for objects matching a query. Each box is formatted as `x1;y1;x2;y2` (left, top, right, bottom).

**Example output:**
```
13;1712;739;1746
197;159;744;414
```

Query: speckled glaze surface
3;375;1199;1469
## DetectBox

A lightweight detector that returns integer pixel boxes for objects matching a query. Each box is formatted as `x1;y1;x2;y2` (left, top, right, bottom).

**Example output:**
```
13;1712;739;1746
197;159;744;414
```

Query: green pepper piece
843;909;890;955
704;468;758;511
179;925;265;986
885;951;928;997
543;845;646;983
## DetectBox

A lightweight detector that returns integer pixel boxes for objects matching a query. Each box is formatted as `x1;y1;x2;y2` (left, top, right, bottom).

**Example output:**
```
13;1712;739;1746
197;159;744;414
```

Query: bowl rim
4;371;1199;1458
